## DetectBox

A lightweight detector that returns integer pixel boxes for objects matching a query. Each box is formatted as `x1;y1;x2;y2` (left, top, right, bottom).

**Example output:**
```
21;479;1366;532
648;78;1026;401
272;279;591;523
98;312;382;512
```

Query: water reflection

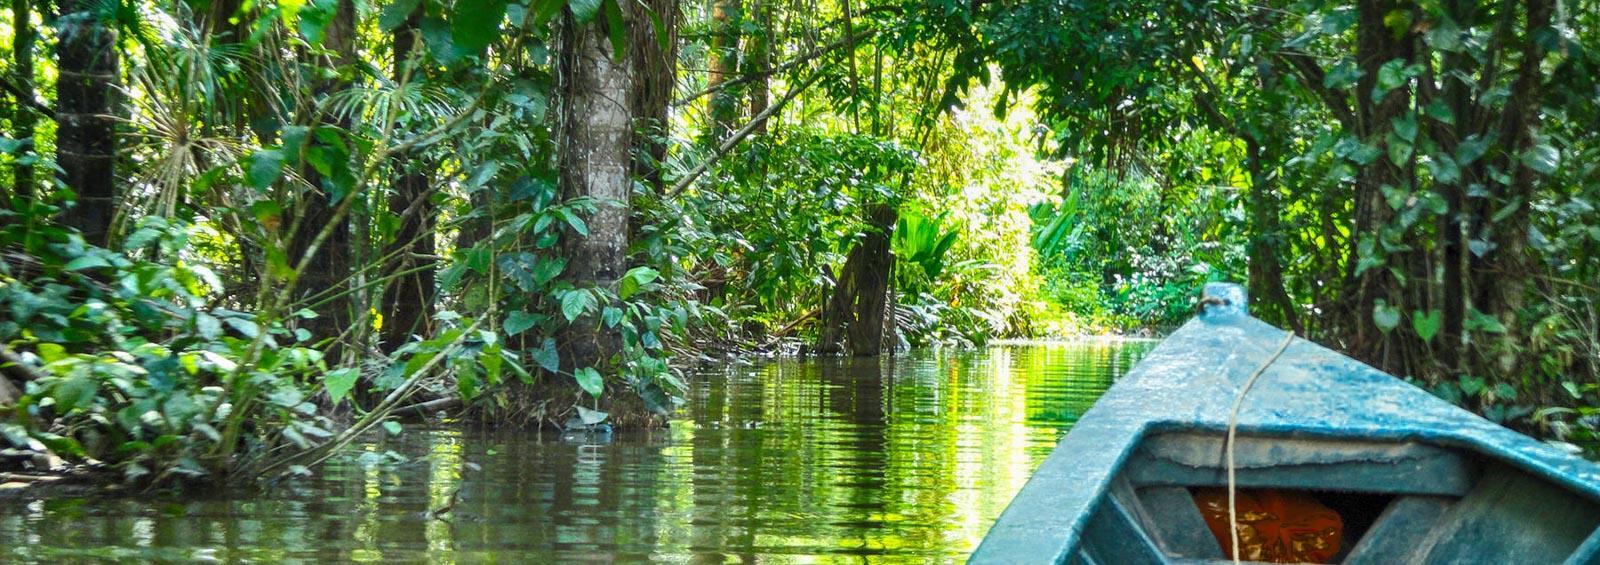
0;340;1151;563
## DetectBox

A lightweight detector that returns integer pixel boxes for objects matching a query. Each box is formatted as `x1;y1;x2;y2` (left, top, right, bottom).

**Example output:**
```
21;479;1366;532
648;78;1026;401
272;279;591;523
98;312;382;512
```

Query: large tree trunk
380;8;437;352
556;11;636;370
55;0;118;245
705;0;741;140
819;203;897;356
290;0;356;351
628;0;677;191
10;0;36;201
1342;0;1415;365
1471;0;1552;377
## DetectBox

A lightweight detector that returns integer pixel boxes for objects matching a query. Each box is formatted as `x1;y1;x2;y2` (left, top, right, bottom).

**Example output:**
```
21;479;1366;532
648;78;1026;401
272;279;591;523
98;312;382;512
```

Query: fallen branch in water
0;472;68;483
393;396;462;418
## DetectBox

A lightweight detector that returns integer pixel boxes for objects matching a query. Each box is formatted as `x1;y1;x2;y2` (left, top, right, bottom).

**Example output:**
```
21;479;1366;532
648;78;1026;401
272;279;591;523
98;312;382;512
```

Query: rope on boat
1224;330;1296;564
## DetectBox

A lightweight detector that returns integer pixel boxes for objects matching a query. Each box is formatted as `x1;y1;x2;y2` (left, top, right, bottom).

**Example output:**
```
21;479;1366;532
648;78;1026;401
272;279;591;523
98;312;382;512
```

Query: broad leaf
575;405;609;425
574;367;604;397
533;337;560;373
1411;309;1441;343
504;310;539;335
1373;302;1401;333
324;368;359;405
452;0;508;57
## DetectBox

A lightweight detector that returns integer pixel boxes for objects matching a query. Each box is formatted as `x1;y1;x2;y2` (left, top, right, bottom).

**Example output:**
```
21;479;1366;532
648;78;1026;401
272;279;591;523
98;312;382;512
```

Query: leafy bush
0;205;340;483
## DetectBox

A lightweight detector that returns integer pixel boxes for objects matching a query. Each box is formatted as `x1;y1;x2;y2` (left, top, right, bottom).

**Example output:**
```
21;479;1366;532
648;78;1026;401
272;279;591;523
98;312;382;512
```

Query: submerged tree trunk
819;203;897;356
380;8;436;352
55;0;118;245
556;11;636;370
11;0;36;201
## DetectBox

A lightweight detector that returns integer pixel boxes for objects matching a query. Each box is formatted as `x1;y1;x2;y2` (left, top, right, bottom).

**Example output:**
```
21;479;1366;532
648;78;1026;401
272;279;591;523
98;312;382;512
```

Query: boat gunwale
970;298;1600;564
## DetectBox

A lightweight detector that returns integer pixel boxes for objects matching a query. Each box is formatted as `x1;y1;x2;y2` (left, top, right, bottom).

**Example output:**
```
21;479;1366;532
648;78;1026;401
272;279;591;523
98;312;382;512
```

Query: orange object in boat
1191;488;1343;563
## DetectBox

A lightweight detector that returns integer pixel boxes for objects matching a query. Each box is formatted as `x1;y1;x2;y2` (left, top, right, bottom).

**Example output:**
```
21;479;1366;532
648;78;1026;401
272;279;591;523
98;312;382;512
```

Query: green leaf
574;367;603;398
464;162;500;190
224;317;261;338
452;0;508;57
557;208;588;236
324;367;359;405
380;0;421;31
574;405;609;425
196;313;223;340
64;254;112;271
504;310;539;335
569;0;602;24
483;343;504;384
298;0;338;44
1426;154;1461;184
1391;114;1417;143
602;0;627;59
561;290;592;322
533;337;560;373
1372;59;1420;100
1521;143;1560;175
1465;308;1507;334
37;343;66;363
457;367;480;401
618;266;660;299
247;149;285;191
1455;134;1490;165
533;0;565;27
383;421;404;436
1411;309;1441;343
1373;301;1401;333
532;257;566;286
645;4;669;53
1385;132;1412;167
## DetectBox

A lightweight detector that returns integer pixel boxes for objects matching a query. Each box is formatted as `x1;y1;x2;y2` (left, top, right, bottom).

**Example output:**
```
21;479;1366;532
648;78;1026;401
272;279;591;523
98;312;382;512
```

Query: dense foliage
924;0;1600;446
2;0;1598;486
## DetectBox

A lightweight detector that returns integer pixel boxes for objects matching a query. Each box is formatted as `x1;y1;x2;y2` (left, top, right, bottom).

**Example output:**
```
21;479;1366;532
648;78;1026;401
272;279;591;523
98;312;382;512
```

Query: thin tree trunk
1473;0;1552;376
55;0;118;245
556;10;636;370
629;0;677;191
705;0;741;140
1245;138;1302;333
291;0;356;350
11;0;35;201
380;7;436;352
819;202;896;356
745;0;771;136
1343;0;1415;363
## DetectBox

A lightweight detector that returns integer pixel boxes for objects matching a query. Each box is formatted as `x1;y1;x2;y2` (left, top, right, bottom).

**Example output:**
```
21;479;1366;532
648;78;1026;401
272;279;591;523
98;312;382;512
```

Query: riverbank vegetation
1;0;1596;485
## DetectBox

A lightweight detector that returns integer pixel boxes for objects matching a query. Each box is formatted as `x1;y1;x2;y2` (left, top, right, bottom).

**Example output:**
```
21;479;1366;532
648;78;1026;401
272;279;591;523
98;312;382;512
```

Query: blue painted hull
972;284;1600;564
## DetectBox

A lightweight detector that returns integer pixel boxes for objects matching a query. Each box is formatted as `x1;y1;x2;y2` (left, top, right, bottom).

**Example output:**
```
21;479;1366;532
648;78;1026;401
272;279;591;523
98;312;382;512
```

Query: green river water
0;340;1152;563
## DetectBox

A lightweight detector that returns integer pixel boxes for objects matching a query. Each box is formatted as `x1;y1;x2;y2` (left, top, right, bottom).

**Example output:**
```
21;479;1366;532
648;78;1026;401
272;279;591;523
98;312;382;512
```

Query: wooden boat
972;283;1600;564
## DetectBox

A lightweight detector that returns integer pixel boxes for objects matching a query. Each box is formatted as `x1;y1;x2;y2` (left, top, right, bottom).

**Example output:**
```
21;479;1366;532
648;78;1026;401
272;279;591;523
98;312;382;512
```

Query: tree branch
1275;50;1357;131
672;28;875;107
667;69;828;198
0;74;53;120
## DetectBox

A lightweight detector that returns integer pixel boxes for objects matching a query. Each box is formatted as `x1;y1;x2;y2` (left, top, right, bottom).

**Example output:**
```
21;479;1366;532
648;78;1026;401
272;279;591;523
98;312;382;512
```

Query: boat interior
1073;431;1600;564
